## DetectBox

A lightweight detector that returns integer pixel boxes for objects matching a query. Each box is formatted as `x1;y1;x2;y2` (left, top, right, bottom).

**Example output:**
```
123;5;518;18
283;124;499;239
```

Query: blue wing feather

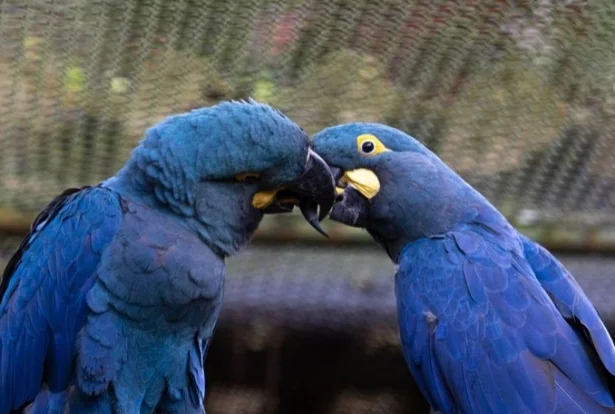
521;234;615;376
0;186;123;413
396;210;615;413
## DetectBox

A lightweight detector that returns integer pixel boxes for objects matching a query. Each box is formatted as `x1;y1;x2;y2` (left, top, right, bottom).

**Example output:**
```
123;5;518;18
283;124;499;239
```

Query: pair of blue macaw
0;100;613;413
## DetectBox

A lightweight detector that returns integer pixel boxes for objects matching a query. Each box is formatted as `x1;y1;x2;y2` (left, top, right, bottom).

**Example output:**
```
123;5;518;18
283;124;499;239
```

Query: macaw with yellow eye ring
312;123;615;414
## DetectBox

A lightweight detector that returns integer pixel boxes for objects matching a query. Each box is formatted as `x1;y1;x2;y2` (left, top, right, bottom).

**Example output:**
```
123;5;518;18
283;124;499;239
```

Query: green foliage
64;65;86;95
263;50;401;135
441;57;567;177
252;78;277;103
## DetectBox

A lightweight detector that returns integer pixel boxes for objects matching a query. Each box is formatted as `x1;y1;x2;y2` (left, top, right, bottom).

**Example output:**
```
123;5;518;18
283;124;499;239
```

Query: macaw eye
361;141;375;154
356;134;391;156
235;172;262;183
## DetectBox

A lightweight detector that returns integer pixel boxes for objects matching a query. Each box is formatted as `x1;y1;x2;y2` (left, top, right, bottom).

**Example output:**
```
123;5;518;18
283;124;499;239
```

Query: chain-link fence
2;1;615;413
2;0;615;245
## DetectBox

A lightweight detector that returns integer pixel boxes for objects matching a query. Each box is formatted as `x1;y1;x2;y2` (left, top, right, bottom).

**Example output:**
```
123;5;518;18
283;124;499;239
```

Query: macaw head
312;122;479;262
108;100;335;256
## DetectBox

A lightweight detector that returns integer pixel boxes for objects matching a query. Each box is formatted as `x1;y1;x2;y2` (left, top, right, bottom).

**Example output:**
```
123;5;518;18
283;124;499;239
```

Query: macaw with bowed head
312;122;615;413
0;100;335;413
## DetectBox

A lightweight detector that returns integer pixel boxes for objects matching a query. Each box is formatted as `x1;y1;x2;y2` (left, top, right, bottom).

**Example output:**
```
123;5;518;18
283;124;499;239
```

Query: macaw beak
252;149;336;237
327;166;378;228
330;185;371;228
335;168;381;200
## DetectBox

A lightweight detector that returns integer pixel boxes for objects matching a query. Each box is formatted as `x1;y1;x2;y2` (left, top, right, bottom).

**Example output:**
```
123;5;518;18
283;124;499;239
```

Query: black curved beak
262;149;336;237
330;186;370;228
293;149;336;236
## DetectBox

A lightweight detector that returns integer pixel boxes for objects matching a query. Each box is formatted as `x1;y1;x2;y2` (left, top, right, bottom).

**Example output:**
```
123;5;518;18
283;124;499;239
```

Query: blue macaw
312;123;615;413
0;100;335;413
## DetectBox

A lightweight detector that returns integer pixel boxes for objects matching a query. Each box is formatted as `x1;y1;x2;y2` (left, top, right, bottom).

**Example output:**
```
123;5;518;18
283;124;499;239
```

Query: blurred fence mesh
2;0;615;246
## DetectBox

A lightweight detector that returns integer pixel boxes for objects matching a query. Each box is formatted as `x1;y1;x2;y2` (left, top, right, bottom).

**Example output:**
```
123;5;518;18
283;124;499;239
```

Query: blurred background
1;0;615;412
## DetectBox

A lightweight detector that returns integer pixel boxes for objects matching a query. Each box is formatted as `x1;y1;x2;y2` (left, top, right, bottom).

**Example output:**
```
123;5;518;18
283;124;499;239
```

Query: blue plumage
0;100;335;413
312;123;615;413
397;217;614;413
1;187;122;412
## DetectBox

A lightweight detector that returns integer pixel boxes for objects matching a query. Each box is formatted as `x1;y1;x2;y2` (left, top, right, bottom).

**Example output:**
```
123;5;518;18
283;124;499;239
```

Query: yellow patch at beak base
341;169;380;199
252;189;280;209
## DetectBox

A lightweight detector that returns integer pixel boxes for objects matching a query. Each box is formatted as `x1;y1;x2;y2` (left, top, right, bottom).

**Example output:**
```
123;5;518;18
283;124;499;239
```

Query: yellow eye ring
356;134;390;156
236;172;262;183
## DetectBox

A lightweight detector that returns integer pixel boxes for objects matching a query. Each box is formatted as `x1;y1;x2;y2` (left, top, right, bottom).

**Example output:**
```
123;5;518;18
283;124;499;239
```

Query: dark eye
361;140;375;154
242;175;258;183
236;172;262;183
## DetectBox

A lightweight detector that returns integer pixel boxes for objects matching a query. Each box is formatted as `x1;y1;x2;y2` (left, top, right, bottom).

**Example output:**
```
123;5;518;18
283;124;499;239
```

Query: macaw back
310;122;615;413
396;206;615;414
0;185;224;413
